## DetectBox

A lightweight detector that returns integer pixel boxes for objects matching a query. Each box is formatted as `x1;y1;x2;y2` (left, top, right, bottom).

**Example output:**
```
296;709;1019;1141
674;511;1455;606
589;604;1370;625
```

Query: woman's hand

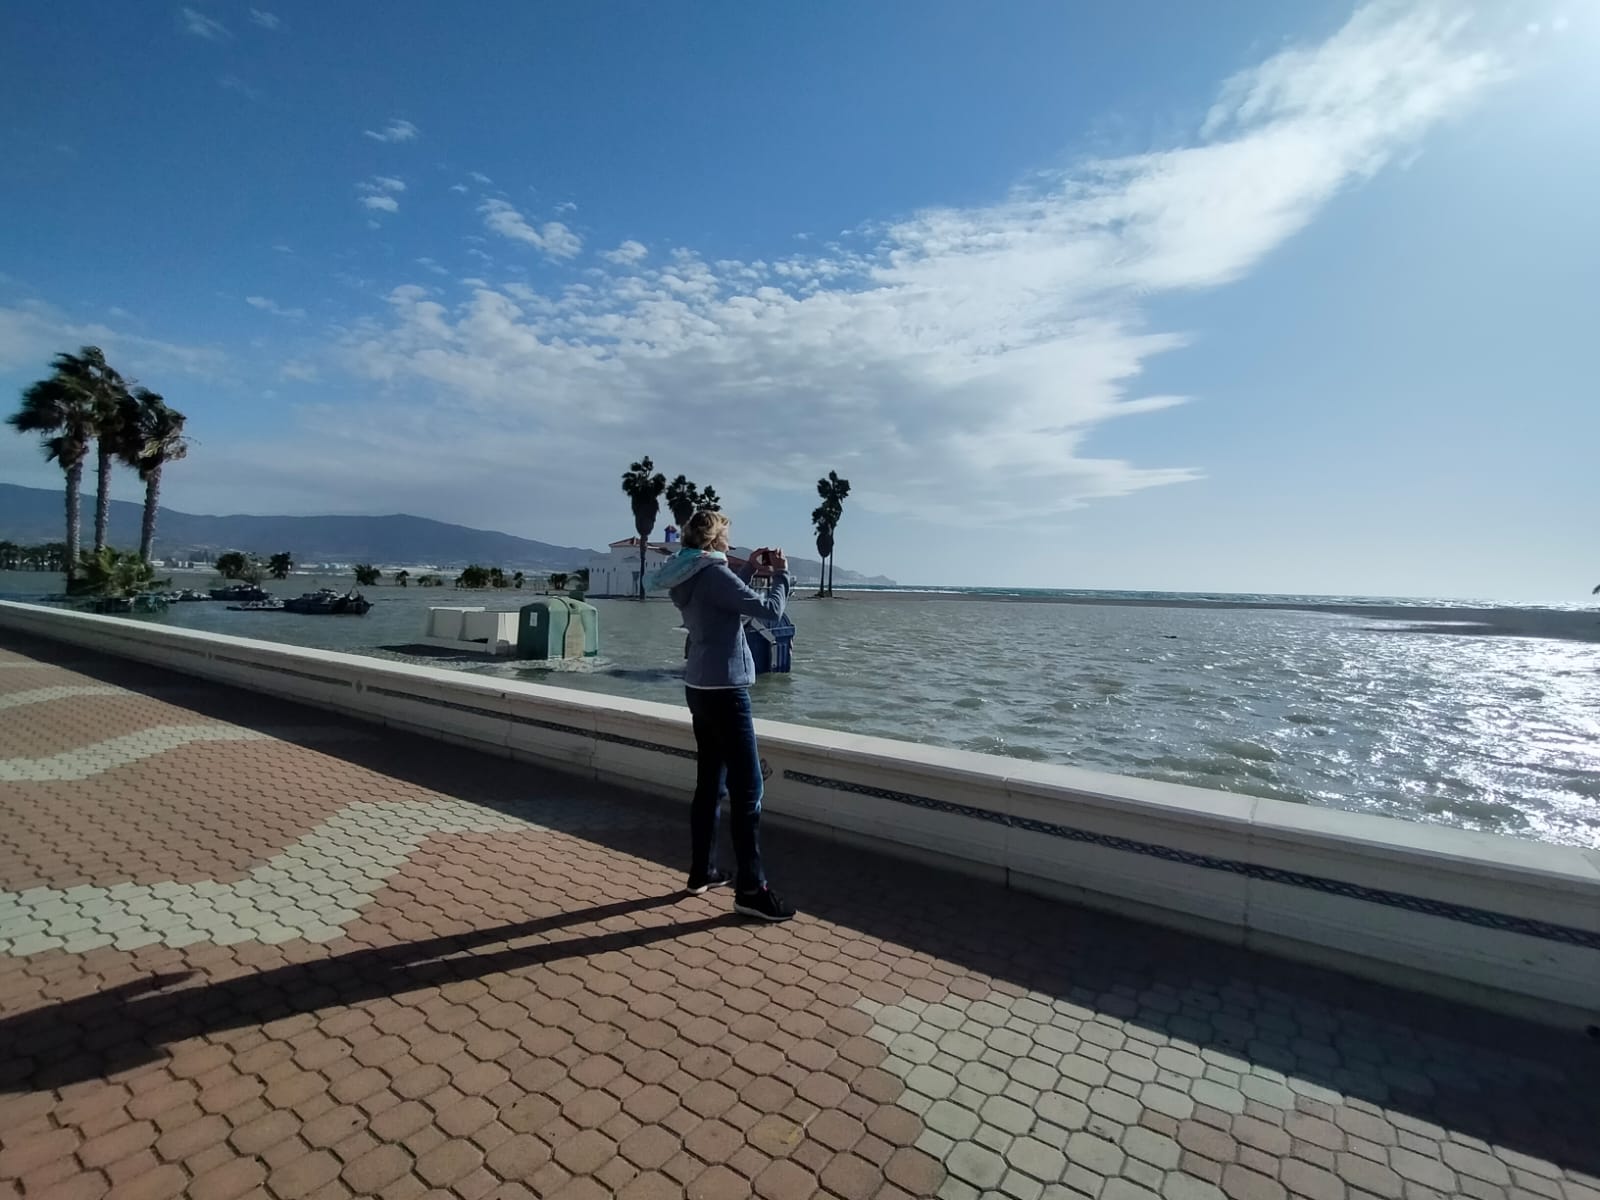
768;548;788;573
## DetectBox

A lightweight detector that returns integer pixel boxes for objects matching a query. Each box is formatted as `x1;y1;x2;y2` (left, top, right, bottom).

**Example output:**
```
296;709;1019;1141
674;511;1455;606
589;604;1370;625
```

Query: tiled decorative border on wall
783;770;1600;951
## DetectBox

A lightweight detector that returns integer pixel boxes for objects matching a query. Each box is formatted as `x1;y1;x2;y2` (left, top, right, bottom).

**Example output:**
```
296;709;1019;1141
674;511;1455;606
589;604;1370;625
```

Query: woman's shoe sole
733;901;795;922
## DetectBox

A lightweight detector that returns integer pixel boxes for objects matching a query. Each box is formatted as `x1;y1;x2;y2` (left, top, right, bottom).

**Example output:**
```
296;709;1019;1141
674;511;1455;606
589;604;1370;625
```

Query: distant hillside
0;483;896;583
0;484;594;570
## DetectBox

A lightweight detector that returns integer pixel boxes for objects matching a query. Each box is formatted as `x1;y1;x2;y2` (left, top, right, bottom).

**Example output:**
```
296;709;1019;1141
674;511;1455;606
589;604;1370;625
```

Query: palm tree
811;504;834;598
814;470;851;596
76;546;164;599
549;572;569;593
700;486;721;513
353;564;382;586
666;475;701;529
268;552;293;579
512;570;525;589
394;569;410;587
620;456;666;598
8;368;98;579
50;348;133;555
117;388;188;562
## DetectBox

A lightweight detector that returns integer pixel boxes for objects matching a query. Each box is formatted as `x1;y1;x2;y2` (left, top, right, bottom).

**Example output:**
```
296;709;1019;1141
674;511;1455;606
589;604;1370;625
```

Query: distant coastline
809;587;1600;643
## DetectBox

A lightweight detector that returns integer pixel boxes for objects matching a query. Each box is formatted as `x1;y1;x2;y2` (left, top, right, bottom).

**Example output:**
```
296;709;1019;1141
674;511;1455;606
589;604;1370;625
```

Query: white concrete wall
4;600;1596;1030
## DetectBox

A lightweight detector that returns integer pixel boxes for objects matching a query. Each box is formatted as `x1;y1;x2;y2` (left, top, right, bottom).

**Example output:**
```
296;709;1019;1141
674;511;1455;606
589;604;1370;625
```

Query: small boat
171;588;211;602
282;588;371;615
227;598;286;611
210;583;270;602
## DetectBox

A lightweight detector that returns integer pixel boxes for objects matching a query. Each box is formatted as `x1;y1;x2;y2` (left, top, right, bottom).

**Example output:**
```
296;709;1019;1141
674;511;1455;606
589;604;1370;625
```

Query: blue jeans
685;687;765;894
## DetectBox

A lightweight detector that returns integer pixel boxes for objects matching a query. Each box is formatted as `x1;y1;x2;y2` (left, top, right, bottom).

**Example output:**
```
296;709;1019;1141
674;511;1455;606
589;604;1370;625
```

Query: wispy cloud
245;295;306;319
469;171;493;185
178;7;230;40
218;75;262;101
600;240;648;266
249;8;279;29
479;200;582;260
0;299;227;378
280;359;319;381
356;176;405;214
449;183;469;194
249;4;1513;532
364;118;419;144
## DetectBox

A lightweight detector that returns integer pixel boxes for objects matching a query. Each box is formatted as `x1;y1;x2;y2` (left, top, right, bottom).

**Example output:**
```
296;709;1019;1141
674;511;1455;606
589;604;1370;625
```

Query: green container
517;598;600;660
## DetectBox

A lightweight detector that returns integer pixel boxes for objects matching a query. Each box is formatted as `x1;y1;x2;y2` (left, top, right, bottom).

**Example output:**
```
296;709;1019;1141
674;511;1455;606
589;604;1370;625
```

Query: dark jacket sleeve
704;566;792;622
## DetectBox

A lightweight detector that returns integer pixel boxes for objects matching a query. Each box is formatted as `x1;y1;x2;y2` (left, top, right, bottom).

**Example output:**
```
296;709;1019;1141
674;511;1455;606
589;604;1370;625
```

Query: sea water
4;572;1596;847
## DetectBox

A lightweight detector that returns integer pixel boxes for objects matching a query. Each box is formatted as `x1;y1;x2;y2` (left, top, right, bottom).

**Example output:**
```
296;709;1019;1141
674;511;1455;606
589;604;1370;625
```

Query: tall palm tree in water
811;505;834;597
118;388;188;562
621;456;666;598
814;470;851;596
7;358;103;581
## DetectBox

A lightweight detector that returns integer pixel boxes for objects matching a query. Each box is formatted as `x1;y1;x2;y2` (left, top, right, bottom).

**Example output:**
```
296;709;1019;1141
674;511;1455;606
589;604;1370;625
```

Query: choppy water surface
6;572;1597;846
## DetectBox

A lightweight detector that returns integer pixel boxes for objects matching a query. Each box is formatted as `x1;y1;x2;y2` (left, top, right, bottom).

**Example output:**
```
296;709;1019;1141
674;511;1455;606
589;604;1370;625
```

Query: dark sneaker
733;888;796;923
686;869;731;896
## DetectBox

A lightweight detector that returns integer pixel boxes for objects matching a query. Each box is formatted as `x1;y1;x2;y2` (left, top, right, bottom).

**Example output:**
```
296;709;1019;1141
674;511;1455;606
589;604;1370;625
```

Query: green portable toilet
517;598;600;660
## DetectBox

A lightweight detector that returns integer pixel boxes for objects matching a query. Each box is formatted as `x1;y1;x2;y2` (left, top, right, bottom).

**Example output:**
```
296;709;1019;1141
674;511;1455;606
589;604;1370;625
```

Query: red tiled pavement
1;632;1597;1200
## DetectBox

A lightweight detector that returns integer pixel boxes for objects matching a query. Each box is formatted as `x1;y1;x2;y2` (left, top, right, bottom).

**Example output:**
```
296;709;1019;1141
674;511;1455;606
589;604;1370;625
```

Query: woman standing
647;508;796;921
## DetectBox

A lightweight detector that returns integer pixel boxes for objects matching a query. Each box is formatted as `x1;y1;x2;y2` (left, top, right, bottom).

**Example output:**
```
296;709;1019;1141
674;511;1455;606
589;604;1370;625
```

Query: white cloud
449;183;469;194
280;359;319;381
469;171;493;185
249;8;279;29
479;200;583;260
156;3;1514;536
601;240;648;266
364;118;419;144
244;295;306;319
356;177;404;214
179;7;230;40
0;299;227;378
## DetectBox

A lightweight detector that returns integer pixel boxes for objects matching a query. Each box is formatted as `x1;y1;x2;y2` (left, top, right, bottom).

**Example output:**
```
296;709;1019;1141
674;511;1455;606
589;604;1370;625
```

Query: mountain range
0;484;894;584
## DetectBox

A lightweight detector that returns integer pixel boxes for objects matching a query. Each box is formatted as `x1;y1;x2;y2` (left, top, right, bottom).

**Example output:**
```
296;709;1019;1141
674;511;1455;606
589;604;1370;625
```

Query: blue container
746;613;795;675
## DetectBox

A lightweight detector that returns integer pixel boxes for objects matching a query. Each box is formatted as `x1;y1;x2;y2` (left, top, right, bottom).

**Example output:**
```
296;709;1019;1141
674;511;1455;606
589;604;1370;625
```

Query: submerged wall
3;600;1595;1030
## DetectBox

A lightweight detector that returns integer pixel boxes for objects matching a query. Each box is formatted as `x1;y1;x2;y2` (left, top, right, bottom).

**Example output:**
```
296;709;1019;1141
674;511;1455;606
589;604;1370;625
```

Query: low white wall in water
4;601;1596;1030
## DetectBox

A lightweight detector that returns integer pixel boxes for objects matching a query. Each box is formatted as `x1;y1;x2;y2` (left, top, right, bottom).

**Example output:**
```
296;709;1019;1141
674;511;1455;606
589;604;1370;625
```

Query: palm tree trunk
94;438;114;554
638;541;646;599
139;467;162;562
64;459;84;581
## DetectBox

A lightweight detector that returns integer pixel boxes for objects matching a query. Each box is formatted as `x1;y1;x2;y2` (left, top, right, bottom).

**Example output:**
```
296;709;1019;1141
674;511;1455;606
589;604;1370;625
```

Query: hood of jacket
644;547;727;594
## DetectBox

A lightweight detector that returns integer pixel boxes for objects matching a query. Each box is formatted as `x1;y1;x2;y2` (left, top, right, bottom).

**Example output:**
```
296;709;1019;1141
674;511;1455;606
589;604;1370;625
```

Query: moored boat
210;583;270;602
282;588;371;615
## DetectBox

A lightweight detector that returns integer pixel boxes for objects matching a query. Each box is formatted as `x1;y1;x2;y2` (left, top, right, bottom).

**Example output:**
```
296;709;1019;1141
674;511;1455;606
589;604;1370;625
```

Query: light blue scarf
644;547;727;593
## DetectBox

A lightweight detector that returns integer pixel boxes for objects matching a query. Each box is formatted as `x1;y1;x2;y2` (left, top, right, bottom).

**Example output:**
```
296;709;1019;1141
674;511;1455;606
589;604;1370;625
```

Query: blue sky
2;1;1595;599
